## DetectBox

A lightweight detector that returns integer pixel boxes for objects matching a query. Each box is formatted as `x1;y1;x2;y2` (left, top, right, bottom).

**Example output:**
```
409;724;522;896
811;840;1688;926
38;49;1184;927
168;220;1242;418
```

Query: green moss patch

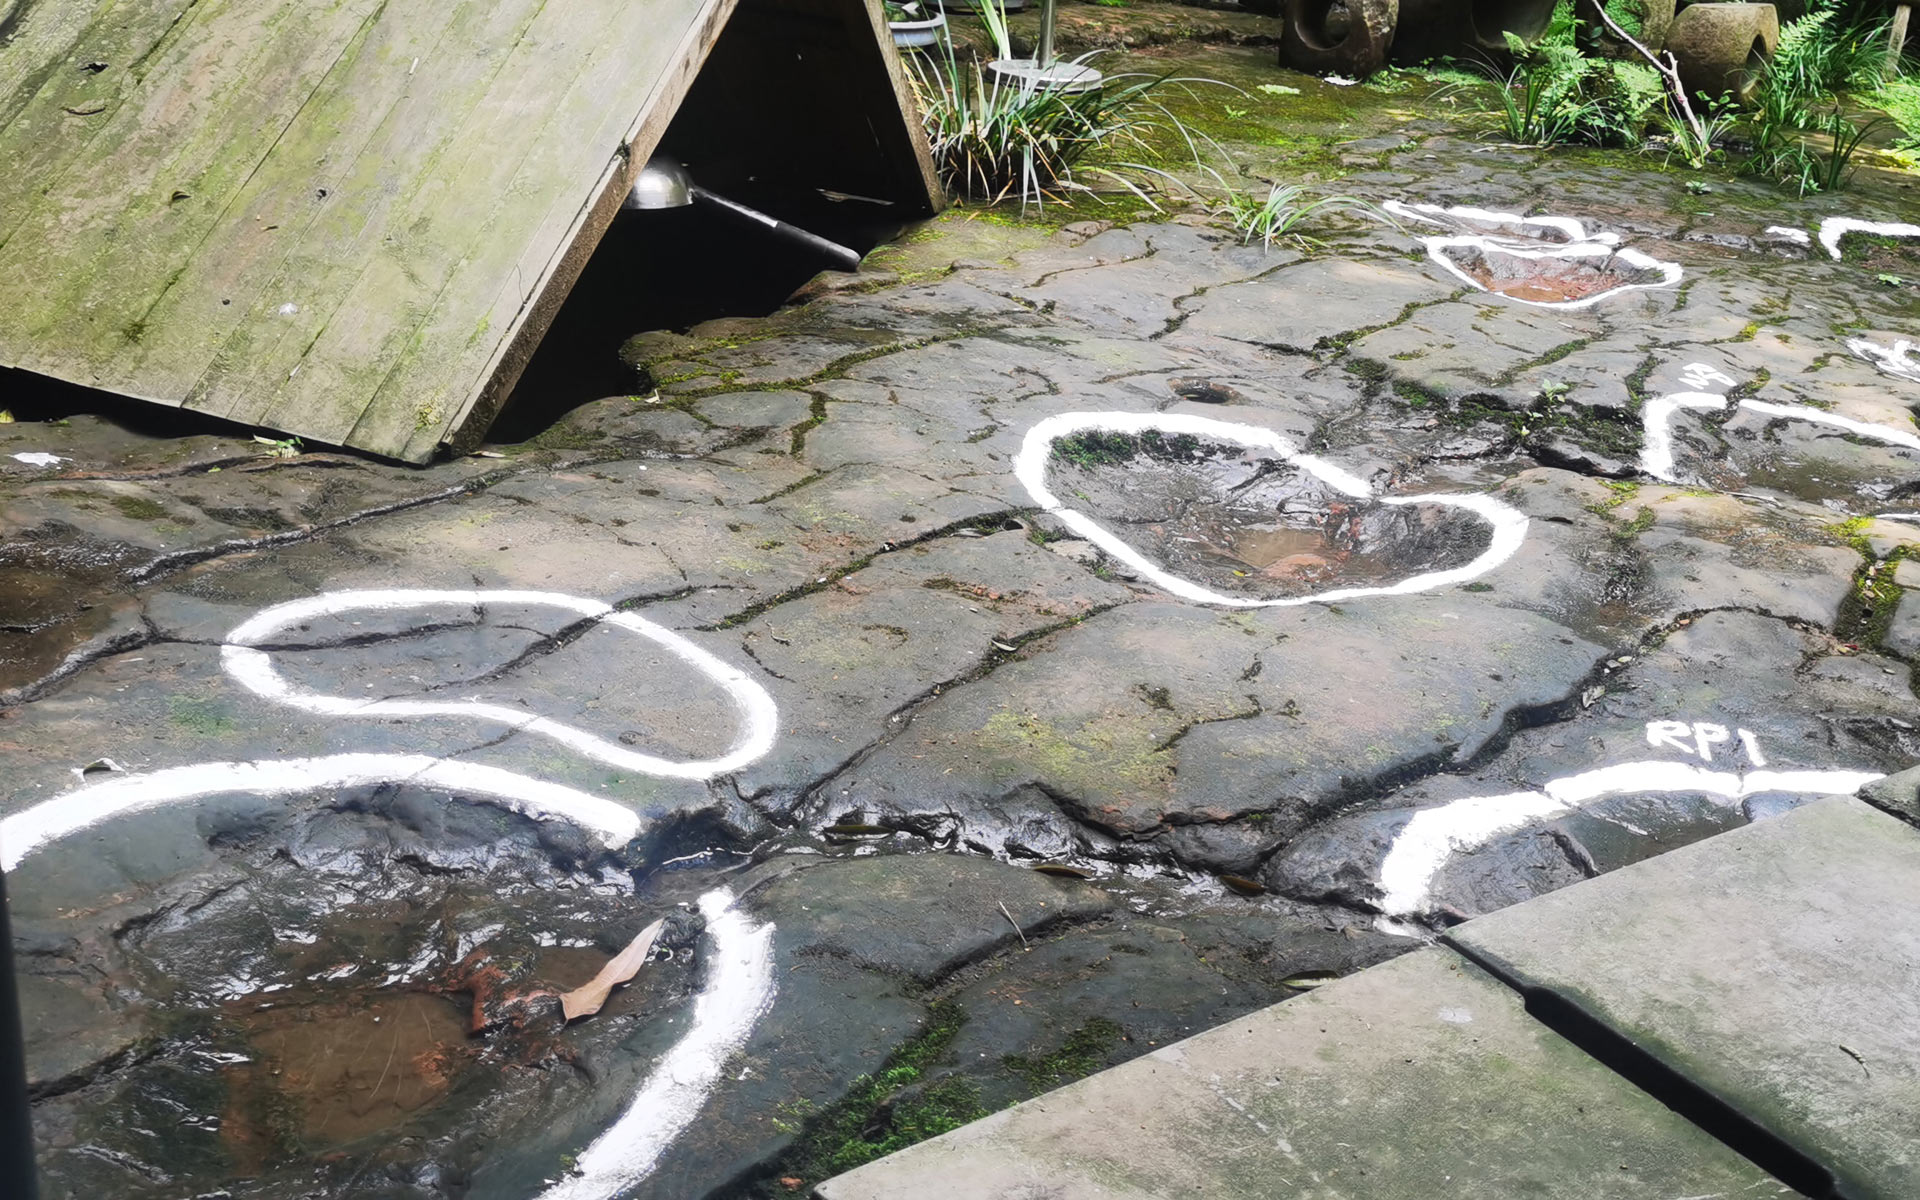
768;999;987;1186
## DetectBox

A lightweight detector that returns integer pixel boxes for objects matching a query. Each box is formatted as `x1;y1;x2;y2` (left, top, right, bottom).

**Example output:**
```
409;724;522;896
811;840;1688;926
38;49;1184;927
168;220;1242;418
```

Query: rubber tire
1281;0;1399;77
1386;0;1557;66
1665;2;1780;107
1577;0;1678;57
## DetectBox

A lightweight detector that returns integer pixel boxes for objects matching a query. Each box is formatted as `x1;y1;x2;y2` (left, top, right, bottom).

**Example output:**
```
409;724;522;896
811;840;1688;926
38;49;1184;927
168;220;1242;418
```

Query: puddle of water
25;795;702;1197
1453;247;1646;304
222;990;475;1162
1051;439;1493;599
1226;525;1341;571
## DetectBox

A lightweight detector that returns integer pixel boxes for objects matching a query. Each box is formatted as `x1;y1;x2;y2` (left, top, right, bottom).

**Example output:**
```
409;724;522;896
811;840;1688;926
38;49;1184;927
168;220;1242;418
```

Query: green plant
974;0;1014;59
906;15;1225;210
252;434;301;458
1771;2;1894;107
1660;91;1735;167
1211;180;1392;250
1478;31;1664;148
1748;101;1892;193
1812;105;1895;190
1875;77;1920;151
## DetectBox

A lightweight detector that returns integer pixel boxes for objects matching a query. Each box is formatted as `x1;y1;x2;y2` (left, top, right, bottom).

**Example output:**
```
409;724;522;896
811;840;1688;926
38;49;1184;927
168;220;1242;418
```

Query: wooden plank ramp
0;0;935;461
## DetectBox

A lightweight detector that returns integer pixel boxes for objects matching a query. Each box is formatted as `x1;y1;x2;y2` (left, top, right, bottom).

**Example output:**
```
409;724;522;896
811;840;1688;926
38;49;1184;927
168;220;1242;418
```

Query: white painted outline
1375;760;1882;929
4;766;770;1200
1381;201;1609;246
1639;392;1727;481
1640;384;1920;482
537;887;776;1200
1381;201;1679;310
223;589;778;781
0;754;642;872
1816;217;1920;261
1015;411;1529;608
0;586;787;1200
1764;224;1812;247
1420;236;1683;311
1850;337;1920;385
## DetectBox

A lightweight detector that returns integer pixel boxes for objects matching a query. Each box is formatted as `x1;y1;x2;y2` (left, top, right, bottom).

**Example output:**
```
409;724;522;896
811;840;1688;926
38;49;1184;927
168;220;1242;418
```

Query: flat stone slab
815;948;1788;1200
1450;796;1920;1200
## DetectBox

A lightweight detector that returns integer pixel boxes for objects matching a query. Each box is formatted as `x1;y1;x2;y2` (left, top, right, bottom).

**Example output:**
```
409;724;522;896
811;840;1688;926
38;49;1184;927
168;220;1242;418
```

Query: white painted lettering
1646;720;1696;755
1678;362;1736;390
1692;722;1730;763
1738;728;1768;767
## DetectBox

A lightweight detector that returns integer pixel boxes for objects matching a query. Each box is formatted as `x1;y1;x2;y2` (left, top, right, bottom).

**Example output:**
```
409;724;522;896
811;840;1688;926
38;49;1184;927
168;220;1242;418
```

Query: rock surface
6;31;1920;1200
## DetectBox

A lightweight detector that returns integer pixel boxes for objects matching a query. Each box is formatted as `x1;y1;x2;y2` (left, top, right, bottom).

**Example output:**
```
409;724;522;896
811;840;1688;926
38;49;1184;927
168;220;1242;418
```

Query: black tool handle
691;186;864;273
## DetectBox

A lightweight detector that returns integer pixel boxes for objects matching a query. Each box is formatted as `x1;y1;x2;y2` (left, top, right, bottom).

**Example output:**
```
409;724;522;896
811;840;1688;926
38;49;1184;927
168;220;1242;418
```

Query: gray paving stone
1450;796;1920;1200
1884;588;1920;659
815;948;1790;1200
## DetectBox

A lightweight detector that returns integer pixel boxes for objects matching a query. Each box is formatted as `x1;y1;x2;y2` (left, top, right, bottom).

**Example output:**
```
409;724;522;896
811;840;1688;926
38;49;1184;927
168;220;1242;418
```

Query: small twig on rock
998;900;1028;950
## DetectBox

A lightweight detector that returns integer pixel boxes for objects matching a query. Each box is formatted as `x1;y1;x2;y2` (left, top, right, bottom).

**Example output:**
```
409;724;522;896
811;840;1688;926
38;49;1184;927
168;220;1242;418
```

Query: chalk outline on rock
0;753;642;872
1374;759;1882;933
223;589;779;781
1016;411;1529;608
1816;217;1920;261
1640;372;1920;482
1382;200;1613;246
2;586;786;1200
3;767;768;1200
536;886;776;1200
1382;201;1681;310
1850;336;1920;385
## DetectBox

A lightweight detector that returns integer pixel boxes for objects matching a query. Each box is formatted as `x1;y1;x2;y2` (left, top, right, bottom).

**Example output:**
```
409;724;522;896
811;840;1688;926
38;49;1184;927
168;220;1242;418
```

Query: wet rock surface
7;36;1920;1200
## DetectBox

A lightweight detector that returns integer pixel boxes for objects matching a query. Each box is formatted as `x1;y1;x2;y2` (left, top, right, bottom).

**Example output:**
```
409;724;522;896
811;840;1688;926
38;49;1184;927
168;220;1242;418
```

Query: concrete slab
814;948;1788;1200
1450;796;1920;1200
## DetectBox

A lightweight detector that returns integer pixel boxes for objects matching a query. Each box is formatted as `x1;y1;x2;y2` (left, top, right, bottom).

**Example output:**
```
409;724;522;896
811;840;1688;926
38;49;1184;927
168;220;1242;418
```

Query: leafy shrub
906;5;1221;209
1484;32;1665;147
1211;182;1391;249
1740;0;1901;192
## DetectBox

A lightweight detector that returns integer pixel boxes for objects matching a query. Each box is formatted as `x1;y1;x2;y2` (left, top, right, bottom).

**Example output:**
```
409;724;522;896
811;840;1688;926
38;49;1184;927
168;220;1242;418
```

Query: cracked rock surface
7;41;1920;1200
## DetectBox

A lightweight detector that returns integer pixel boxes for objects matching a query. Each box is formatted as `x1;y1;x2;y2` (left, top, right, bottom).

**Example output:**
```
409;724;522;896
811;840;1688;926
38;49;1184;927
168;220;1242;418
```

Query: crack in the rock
696;510;1040;632
653;325;1013;405
26;1037;167;1104
1150;250;1310;342
1154;695;1264;754
1546;826;1600;877
747;600;1129;819
737;636;792;682
0;619;156;708
123;470;515;584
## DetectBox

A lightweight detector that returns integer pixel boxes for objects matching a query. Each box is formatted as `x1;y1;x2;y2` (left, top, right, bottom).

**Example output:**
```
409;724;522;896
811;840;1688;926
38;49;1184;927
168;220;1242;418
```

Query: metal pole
0;868;38;1200
1037;0;1056;68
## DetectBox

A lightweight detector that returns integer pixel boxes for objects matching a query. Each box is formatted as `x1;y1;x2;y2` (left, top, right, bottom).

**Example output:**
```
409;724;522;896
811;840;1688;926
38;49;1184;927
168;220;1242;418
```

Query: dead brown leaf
559;917;665;1022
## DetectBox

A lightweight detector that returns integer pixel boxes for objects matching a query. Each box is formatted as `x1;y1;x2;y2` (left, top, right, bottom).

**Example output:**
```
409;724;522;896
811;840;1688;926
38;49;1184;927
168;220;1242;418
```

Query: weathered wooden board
0;0;939;461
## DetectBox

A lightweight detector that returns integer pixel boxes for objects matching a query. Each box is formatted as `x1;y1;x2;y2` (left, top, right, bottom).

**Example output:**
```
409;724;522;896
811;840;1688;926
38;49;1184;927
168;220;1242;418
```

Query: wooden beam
0;0;938;460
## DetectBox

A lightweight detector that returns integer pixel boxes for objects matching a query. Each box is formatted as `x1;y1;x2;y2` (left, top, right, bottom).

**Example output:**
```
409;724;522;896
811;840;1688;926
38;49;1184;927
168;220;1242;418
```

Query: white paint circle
222;589;778;781
1014;411;1529;608
1374;760;1882;930
1419;236;1682;311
